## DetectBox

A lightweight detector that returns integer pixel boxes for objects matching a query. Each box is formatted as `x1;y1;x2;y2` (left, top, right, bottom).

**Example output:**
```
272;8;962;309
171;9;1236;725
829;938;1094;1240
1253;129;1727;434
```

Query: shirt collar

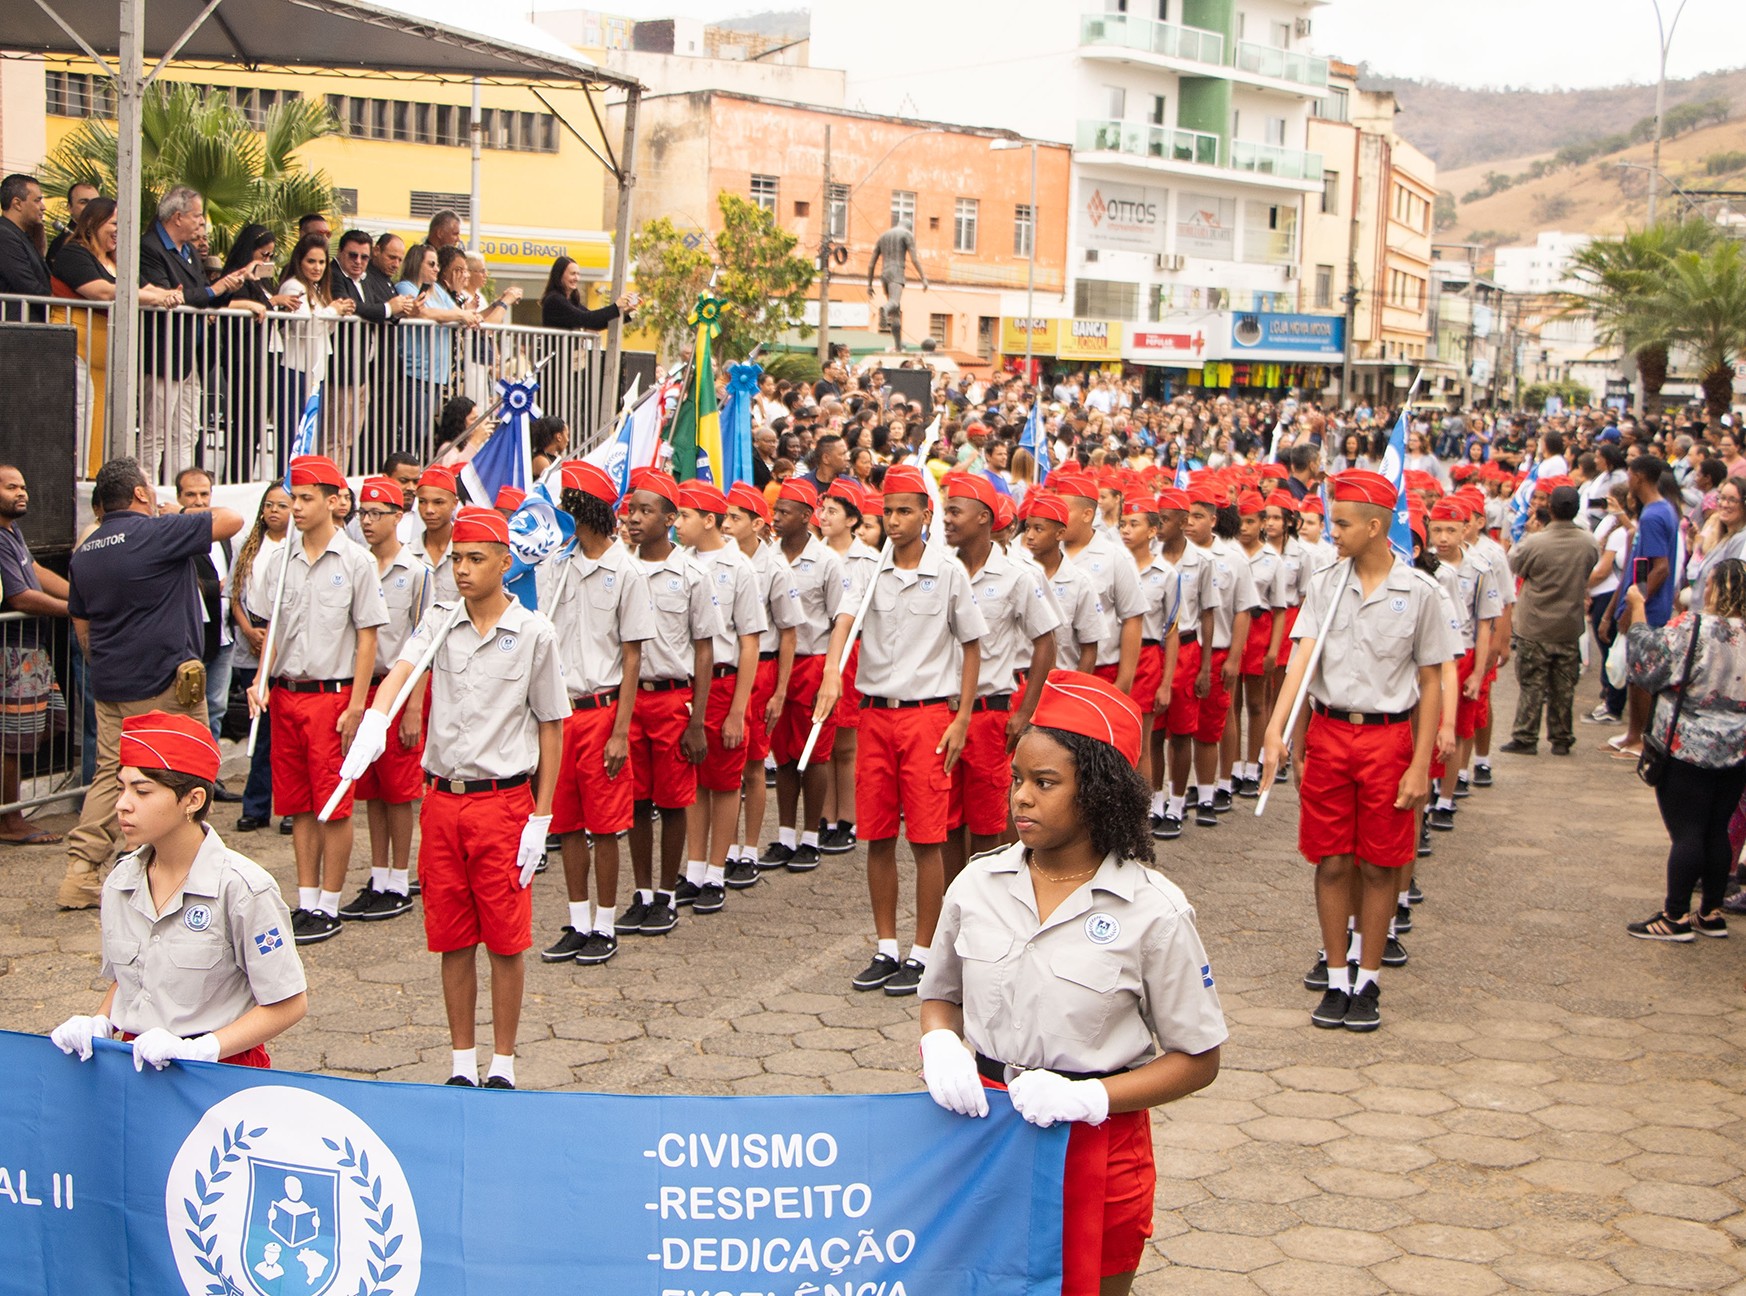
293;527;354;566
986;844;1138;906
115;827;228;921
154;221;191;262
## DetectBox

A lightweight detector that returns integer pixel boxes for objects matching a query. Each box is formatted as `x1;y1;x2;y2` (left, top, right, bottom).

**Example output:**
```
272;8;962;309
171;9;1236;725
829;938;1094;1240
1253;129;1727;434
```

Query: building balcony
1076;120;1323;193
1230;140;1323;182
1079;12;1224;67
1233;40;1330;90
1076;119;1221;166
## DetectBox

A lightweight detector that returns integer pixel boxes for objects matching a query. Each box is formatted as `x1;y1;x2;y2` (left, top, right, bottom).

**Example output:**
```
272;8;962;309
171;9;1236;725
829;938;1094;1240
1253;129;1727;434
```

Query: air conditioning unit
1283;265;1298;280
1084;248;1100;263
1156;253;1186;272
1295;17;1313;37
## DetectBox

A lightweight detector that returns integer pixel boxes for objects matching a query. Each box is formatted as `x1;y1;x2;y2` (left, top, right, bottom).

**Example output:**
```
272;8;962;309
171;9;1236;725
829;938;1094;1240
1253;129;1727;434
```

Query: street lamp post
991;137;1037;384
1648;0;1691;225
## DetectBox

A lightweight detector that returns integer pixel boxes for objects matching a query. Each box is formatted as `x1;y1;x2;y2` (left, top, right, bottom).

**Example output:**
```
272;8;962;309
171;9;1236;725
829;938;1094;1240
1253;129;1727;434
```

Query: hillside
1361;65;1746;170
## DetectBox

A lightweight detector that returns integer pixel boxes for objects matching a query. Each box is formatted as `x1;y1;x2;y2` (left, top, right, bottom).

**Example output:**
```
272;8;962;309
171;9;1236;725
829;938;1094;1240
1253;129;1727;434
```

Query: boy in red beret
1021;493;1104;678
415;465;460;603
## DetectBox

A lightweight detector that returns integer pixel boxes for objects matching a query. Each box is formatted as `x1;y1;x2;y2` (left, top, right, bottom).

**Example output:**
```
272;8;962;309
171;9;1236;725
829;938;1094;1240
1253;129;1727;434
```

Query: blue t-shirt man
67;510;213;702
1633;497;1679;627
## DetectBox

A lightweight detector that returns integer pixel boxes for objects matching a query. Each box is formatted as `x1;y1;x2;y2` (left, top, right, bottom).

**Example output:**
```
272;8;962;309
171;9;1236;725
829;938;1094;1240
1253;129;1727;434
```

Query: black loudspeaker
0;324;79;554
620;351;657;405
883;367;933;424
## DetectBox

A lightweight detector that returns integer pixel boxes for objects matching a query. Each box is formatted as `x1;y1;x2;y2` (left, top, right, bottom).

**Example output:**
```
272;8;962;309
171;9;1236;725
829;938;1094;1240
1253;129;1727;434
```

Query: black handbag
1637;614;1701;787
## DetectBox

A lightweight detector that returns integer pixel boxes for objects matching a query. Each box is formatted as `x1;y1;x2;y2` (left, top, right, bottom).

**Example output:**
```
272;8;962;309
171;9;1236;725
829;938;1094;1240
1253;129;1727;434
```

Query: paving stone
1371;1255;1506;1295
1267;1064;1367;1093
1491;1254;1627;1294
1238;1115;1348;1146
1423;1132;1541;1168
1303;1166;1426;1200
1255;1090;1360;1120
1607;1247;1743;1291
1272;1225;1400;1267
1202;1167;1319;1205
1516;1159;1638;1196
1322;1137;1435;1174
666;1053;764;1082
1179;1200;1304;1239
1387;1223;1512;1263
1622;1182;1739;1222
1613;1214;1734;1253
1250;1258;1388;1296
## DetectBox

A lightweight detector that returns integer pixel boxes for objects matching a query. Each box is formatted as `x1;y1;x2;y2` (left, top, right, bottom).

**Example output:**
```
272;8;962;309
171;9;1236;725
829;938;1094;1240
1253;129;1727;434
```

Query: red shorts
855;702;954;843
770;655;836;767
352;682;425;805
951;705;1013;836
418;782;533;955
1194;648;1233;745
833;643;862;730
1240;610;1275;677
1162;639;1202;736
1129;643;1164;717
697;671;752;793
1477;661;1499;730
1454;650;1482;740
1280;604;1302;643
1298;712;1415;867
270;686;352;819
117;1030;269;1068
630;685;698;808
743;657;779;768
551;703;635;836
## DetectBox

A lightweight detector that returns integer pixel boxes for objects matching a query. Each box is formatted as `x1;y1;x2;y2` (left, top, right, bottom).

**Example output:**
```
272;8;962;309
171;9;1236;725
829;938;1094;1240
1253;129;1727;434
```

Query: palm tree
38;83;338;258
1651;242;1746;419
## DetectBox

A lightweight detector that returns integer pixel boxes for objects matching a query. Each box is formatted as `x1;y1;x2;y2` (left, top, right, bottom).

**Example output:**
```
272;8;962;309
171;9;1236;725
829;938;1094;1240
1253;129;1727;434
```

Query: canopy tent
6;0;643;457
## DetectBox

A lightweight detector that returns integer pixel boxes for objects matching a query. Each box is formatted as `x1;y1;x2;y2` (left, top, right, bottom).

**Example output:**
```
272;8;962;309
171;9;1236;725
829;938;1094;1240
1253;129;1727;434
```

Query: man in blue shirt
56;458;243;908
1601;454;1678;760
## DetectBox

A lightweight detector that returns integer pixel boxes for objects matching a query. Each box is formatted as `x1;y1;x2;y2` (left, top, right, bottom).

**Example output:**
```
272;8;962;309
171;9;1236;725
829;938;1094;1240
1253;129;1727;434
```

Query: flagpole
797;539;893;772
1256;557;1352;816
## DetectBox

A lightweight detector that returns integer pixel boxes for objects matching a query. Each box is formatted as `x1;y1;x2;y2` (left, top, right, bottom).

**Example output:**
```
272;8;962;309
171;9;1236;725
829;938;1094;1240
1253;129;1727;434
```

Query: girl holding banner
917;670;1226;1296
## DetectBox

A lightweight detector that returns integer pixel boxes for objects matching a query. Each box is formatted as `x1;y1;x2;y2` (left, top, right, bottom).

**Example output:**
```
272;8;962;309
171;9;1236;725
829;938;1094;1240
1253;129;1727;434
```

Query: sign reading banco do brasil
0;1032;1067;1296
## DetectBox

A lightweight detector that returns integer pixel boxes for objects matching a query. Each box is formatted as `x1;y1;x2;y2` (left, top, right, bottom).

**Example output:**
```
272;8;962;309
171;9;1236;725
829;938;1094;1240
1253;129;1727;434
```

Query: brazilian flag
668;294;725;482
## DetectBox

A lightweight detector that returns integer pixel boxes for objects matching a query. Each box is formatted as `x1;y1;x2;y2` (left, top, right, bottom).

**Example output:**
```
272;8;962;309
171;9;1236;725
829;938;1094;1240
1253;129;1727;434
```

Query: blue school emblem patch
183;904;212;932
244;1160;341;1296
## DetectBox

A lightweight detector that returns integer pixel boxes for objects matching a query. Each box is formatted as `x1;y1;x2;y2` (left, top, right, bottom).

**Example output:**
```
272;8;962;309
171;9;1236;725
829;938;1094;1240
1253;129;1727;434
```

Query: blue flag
1510;458;1540;544
719;362;762;488
1380;407;1414;561
1174;453;1191;491
461;377;539;507
504;484;575;612
1018;401;1050;480
283;384;322;488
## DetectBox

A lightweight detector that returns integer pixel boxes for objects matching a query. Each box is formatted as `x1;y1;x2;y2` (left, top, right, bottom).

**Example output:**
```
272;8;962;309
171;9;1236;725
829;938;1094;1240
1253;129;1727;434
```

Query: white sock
593;905;616;935
568;900;593;931
1347;932;1362;964
1151;790;1167;815
1388;914;1398;939
686;859;708;886
906;945;929;967
487;1053;515;1085
801;829;819;848
636;889;654;906
1168;795;1186;818
1327;964;1351;993
1198;792;1215;808
779;826;797;848
451;1047;476;1080
1473;757;1489;771
370;866;388;890
298;886;318;911
877;938;900;959
1398;890;1411;906
1244;763;1258;781
1217;777;1233;794
728;843;745;864
764;755;777;771
705;863;725;886
1436;796;1454;811
1354;967;1379;992
318;890;341;918
386;868;409;896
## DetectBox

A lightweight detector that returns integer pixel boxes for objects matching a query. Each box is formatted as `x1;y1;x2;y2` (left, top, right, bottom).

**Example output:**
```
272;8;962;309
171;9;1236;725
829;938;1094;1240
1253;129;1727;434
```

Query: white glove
131;1028;221;1072
50;1013;112;1061
517;814;553;888
919;1029;988;1118
338;709;391;782
1006;1068;1110;1128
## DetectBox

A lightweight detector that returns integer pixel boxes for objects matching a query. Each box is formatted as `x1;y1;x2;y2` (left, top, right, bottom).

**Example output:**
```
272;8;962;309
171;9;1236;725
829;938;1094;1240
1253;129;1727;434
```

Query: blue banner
0;1031;1066;1295
1227;312;1345;358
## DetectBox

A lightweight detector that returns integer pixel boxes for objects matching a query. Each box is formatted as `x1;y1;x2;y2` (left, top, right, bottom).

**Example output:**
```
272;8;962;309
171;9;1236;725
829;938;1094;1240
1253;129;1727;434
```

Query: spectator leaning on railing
0;174;50;301
0;463;70;847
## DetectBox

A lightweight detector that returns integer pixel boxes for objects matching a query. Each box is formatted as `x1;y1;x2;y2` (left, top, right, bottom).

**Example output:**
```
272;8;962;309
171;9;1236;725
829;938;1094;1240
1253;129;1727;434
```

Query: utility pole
1024;141;1037;385
817;125;833;365
1648;0;1690;225
469;79;483;248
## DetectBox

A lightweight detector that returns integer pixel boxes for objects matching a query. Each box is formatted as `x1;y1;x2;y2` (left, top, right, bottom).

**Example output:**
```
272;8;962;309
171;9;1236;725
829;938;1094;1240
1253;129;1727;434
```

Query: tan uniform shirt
1472;532;1517;607
101;828;307;1038
1200;537;1261;651
1452;546;1504;650
784;536;848;657
854;547;989;700
688;544;768;667
402;596;572;780
1161;542;1216;637
420;536;459;606
542;542;655;697
271;530;388;681
635;547;722;681
748;541;806;653
919;842;1228;1074
372;544;428;676
1067;530;1149;668
1134;553;1181;641
964;546;1060;697
1245;544;1291;612
1041;559;1105;670
1277;537;1311;607
1292;556;1460;713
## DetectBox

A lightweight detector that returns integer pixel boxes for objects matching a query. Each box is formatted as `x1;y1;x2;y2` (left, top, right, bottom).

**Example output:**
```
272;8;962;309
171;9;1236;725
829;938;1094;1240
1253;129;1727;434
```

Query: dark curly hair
1212;502;1240;541
1027;726;1155;865
560;487;617;538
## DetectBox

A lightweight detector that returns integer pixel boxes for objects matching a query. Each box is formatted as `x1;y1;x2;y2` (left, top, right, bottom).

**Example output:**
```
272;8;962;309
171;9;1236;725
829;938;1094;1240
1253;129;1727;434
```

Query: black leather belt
758;650;780;662
274;678;347;694
639;678;689;694
425;772;529;795
711;663;738;678
975;1054;1130;1085
1312;700;1412;726
1179;630;1197;645
571;689;619;711
972;693;1012;713
862;695;952;710
1141;638;1163;648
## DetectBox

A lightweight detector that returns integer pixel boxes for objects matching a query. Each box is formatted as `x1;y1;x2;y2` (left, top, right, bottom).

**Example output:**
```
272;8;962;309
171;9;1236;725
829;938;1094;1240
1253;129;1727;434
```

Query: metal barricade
0;609;88;818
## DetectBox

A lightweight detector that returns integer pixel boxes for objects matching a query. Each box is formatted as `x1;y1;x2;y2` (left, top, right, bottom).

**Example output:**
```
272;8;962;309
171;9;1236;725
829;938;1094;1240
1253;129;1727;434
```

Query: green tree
1433;192;1458;231
37;82;338;257
1651;241;1746;418
1520;378;1593;411
630;193;816;362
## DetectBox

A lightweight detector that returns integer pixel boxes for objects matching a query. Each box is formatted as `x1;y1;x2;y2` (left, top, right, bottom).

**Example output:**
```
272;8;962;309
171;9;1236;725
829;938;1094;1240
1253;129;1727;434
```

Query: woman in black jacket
540;255;637;330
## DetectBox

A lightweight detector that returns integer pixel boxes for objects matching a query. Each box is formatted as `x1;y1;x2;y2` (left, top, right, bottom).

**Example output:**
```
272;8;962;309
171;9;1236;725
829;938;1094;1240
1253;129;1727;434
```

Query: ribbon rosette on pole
669;293;727;482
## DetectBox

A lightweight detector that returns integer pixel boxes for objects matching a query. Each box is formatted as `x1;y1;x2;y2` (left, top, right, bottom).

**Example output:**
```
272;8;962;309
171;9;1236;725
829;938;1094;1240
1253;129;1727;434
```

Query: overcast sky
536;0;1746;92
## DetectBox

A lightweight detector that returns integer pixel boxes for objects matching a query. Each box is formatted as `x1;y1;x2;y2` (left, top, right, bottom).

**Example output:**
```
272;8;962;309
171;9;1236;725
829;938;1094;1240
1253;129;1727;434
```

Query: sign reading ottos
1081;184;1168;254
0;1031;1067;1295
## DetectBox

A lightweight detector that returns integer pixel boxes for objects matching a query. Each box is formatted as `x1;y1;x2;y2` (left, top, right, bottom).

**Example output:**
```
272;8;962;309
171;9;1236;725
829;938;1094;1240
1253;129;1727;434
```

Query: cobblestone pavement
3;673;1744;1294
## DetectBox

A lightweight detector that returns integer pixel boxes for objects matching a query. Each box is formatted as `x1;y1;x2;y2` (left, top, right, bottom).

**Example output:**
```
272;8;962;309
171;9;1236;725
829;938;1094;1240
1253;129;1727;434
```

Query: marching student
342;506;568;1087
760;478;851;874
1426;496;1501;831
1056;471;1146;695
1264;495;1311;715
942;471;1059;884
1263;471;1457;1033
1020;493;1103;676
856;488;887;550
1299;495;1337;569
338;476;427;922
1152;487;1216;840
817;464;987;996
539;461;653;967
50;712;308;1071
414;465;460;604
1117;494;1179;788
721;482;802;888
917;670;1224;1296
674;480;765;914
1229;492;1289;798
247;454;386;945
1183;484;1257;826
617;469;718;938
1458;485;1514;790
819;478;881;854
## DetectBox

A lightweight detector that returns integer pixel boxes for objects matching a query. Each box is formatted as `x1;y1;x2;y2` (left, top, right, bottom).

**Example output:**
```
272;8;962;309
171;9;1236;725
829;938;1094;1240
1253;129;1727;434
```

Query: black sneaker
759;841;795;869
482;1075;515;1090
1275;765;1289;783
1195;801;1219;828
574;931;619;964
724;859;760;890
1417;822;1432;857
1407;880;1424;905
541;925;590;962
1311;988;1351;1028
834;822;857;851
279;816;294;835
1692;910;1728;939
1235;776;1260;799
852;953;900;991
1551;743;1572;756
1498;739;1537;755
1344;981;1381;1031
1212;787;1233;813
764;764;777;788
1427;807;1456;832
786;844;821;873
673;878;702;906
1453;773;1471;799
883;957;926;996
408;877;421;897
339;882;384;920
444;1074;476;1087
693;882;726;914
1154;812;1183;840
294;909;341;945
368;888;413;920
1626;911;1694;943
1304;955;1329;991
640;896;678;934
1382;937;1409;967
1472;764;1492;787
615;898;652;933
1394;903;1413;934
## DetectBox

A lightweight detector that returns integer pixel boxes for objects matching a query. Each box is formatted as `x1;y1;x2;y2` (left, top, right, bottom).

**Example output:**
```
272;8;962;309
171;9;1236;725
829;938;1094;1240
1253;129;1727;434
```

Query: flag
504;485;575;612
909;414;948;552
1017;400;1050;481
461;376;539;506
668;295;726;482
719;360;763;488
1379;405;1414;562
283;381;323;488
579;377;667;500
1174;453;1191;491
1510;458;1540;544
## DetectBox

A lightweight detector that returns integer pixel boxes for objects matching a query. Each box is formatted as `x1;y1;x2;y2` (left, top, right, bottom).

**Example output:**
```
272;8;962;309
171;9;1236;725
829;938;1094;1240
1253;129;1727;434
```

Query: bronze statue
866;224;928;351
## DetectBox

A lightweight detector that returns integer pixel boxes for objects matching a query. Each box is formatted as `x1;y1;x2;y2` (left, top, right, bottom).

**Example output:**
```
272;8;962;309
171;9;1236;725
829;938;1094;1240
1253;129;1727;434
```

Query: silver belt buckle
1347;711;1364;725
446;778;467;795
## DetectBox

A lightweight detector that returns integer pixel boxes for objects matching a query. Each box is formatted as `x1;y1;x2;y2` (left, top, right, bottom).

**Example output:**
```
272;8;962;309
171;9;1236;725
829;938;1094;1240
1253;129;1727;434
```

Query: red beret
452;506;510;545
1429;499;1467;522
1258;463;1288;480
678;481;729;515
1027;493;1070;526
1269;493;1298;513
494;486;527;512
1451;463;1477;482
727;481;771;523
1455;487;1487;511
119;710;221;783
860;485;883;511
289;455;345;490
881;465;931;498
1030;669;1143;768
358;476;403;509
1119;495;1154;518
777;477;820;508
416;465;457;496
825;478;865;514
1187;483;1225;508
1300;494;1325;516
1408;506;1427;543
945;473;998;512
628;468;679;506
992;494;1016;532
1237;491;1267;516
1154;487;1190;513
1045;469;1097;501
560;460;619;504
1331;471;1398;509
